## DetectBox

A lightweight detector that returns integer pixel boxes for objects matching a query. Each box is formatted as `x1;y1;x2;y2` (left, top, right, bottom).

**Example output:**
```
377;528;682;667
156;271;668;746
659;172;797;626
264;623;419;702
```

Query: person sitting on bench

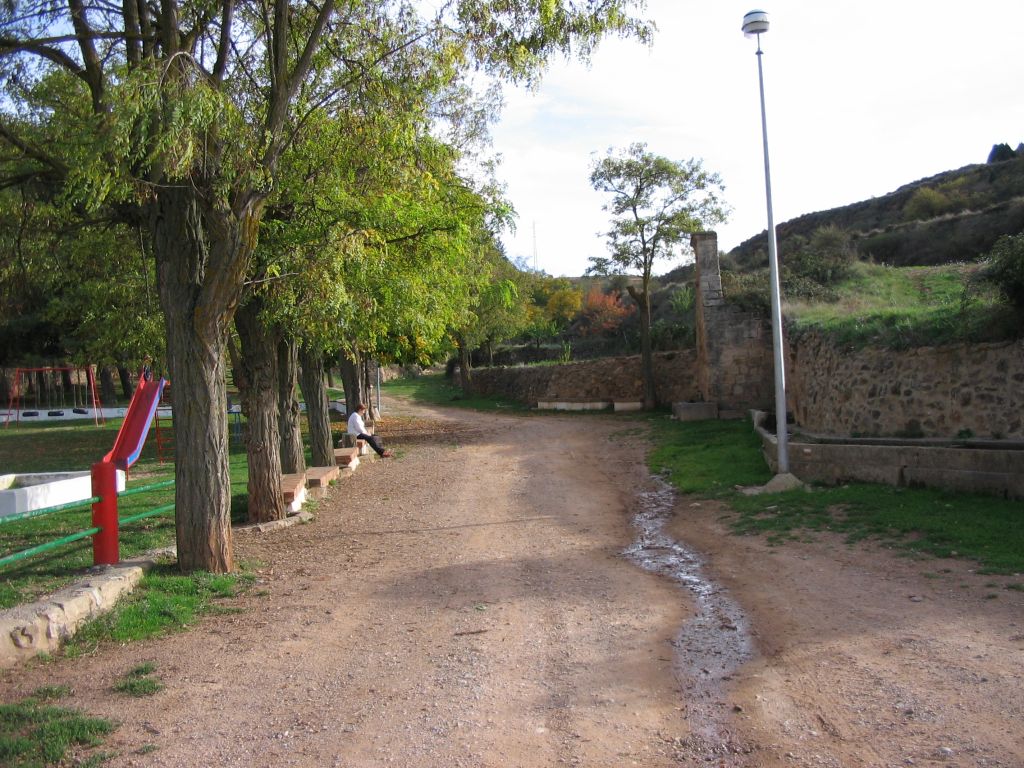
346;402;392;458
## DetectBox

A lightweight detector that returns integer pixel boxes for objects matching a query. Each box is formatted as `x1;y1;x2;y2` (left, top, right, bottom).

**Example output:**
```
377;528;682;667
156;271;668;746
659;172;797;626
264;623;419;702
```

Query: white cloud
491;0;1024;277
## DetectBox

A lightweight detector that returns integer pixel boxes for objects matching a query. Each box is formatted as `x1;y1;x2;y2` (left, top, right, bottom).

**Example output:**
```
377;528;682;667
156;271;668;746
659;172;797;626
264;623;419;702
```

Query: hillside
727;153;1024;269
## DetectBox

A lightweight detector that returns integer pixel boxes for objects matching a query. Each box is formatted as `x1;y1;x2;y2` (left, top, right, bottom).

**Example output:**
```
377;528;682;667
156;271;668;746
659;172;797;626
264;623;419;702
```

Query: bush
903;186;953;221
721;269;770;312
785;225;856;287
984;233;1024;310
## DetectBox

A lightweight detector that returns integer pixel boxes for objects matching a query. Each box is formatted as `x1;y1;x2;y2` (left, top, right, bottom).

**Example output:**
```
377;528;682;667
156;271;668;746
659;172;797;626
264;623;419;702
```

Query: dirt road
2;400;1023;767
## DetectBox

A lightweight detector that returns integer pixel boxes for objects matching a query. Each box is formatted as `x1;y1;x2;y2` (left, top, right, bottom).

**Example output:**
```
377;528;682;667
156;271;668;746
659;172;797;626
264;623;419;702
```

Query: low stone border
0;548;175;670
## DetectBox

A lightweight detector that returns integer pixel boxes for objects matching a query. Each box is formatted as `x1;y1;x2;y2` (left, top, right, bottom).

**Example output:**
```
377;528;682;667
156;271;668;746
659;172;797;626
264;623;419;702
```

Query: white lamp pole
743;9;789;474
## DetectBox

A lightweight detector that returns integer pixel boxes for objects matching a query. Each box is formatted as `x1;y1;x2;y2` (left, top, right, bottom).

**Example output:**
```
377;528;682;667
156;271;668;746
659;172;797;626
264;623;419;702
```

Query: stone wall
469;351;700;406
787;333;1024;439
692;233;774;411
467;231;1022;441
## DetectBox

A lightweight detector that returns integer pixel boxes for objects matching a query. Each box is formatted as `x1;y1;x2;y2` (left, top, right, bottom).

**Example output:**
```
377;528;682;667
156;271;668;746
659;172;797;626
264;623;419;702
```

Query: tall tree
588;143;727;409
0;0;651;572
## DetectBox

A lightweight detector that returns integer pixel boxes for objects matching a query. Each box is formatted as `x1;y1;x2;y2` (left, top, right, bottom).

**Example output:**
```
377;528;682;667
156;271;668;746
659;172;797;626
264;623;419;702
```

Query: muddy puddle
624;477;755;755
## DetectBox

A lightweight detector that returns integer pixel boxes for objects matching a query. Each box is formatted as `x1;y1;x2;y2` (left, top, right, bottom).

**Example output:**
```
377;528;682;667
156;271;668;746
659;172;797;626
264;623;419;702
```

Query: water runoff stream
623;477;756;758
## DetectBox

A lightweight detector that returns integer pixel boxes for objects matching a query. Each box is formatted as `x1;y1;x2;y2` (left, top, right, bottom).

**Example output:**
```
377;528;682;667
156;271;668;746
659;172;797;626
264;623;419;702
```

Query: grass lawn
786;261;1020;348
0;418;250;610
646;413;1024;578
383;372;527;412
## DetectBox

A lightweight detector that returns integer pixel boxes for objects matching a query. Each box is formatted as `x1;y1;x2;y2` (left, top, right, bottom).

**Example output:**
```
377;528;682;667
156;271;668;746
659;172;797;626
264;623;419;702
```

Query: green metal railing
0;478;175;569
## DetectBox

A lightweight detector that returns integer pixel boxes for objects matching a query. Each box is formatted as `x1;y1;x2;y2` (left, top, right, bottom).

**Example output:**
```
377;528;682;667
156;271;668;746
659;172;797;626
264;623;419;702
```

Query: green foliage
785;226;857;288
588;143;728;287
721;269;770;312
668;285;695;314
0;691;114;768
902;186;954;221
983;233;1024;310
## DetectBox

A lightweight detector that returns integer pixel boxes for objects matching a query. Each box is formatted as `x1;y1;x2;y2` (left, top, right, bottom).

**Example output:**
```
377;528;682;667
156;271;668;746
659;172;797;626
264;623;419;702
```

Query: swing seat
22;411;38;417
73;408;88;414
48;410;64;417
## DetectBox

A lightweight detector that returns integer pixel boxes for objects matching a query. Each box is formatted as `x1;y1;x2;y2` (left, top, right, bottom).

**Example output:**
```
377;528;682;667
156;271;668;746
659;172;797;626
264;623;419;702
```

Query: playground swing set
3;366;104;426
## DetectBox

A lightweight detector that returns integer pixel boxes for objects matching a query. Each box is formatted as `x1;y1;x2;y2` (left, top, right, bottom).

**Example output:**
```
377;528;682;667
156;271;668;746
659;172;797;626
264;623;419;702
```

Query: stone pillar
692;231;775;414
692;231;721;405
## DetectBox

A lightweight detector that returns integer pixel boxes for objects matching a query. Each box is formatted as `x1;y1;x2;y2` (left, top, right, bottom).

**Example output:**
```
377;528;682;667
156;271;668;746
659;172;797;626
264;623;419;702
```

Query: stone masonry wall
787;333;1024;439
692;233;774;411
469;351;700;406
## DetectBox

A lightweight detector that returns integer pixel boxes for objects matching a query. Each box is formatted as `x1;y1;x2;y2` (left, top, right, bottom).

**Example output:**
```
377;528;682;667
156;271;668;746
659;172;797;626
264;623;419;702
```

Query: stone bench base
282;472;307;513
334;446;360;469
536;401;612;411
306;466;340;499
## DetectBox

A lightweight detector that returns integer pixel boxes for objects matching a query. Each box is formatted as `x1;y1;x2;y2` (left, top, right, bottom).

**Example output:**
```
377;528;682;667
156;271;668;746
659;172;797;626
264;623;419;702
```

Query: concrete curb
0;548;175;670
0;509;319;669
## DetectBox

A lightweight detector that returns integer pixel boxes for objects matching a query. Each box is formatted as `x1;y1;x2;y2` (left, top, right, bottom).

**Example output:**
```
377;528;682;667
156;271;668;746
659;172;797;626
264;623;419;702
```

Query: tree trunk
60;367;73;400
628;285;657;410
456;336;473;394
278;335;305;475
361;358;379;423
299;347;334;467
234;298;285;524
99;366;117;405
339;350;365;413
326;366;334;388
117;365;135;399
153;184;257;573
226;332;245;394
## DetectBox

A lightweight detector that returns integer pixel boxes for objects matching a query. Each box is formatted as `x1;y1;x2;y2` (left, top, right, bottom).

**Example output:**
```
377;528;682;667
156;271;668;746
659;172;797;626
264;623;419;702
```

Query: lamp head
742;10;769;37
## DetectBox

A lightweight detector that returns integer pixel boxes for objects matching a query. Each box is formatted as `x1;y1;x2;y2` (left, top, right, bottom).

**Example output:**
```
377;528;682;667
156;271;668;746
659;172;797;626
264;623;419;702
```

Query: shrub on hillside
903;187;953;221
984;233;1024;311
721;269;770;312
785;225;857;287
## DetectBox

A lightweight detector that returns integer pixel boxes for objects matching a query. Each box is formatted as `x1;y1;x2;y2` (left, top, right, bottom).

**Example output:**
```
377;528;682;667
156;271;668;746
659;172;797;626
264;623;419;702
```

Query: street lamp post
742;9;789;474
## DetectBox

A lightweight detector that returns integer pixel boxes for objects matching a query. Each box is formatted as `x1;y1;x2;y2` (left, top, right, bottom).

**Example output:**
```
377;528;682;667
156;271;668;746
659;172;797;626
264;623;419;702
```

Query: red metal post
91;461;120;565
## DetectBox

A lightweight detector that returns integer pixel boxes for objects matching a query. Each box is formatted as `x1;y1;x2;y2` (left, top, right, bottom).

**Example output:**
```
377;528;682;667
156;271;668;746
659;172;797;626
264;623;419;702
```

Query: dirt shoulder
669;500;1024;767
1;400;1022;767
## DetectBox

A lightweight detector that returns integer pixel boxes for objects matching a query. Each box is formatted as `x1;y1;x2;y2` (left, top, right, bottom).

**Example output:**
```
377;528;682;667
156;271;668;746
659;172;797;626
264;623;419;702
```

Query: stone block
334;447;360;468
613;401;643;412
672;402;719;421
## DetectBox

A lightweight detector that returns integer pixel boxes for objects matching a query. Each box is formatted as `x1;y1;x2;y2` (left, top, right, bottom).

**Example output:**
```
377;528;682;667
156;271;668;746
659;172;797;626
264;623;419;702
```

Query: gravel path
2;397;1022;767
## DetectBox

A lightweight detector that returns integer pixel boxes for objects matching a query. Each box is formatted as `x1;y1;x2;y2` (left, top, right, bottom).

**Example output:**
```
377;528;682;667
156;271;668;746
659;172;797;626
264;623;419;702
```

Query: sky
487;0;1024;277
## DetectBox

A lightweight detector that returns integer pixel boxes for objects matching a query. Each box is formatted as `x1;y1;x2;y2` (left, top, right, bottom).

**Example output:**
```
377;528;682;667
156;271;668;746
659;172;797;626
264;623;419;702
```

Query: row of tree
0;0;653;572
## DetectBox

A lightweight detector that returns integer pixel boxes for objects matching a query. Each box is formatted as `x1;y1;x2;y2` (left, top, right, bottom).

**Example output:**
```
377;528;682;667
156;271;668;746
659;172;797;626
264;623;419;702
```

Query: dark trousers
358;433;386;456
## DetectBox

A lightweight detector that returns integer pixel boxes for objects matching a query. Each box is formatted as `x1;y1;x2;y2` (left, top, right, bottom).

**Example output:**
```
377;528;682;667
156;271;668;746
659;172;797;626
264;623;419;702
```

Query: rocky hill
727;152;1024;269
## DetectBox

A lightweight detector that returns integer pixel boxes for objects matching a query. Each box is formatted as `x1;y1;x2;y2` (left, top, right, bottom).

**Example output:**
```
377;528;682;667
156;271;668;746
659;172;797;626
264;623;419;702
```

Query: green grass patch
647;416;1024;573
383;372;528;412
647;415;772;495
0;418;252;609
113;663;163;696
64;566;254;656
786;262;1019;349
727;484;1024;572
0;688;115;767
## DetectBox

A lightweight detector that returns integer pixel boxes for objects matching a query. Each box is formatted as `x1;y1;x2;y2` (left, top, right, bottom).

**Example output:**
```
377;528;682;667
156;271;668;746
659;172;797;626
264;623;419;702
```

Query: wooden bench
306;466;340;499
281;472;307;513
334;446;360;468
